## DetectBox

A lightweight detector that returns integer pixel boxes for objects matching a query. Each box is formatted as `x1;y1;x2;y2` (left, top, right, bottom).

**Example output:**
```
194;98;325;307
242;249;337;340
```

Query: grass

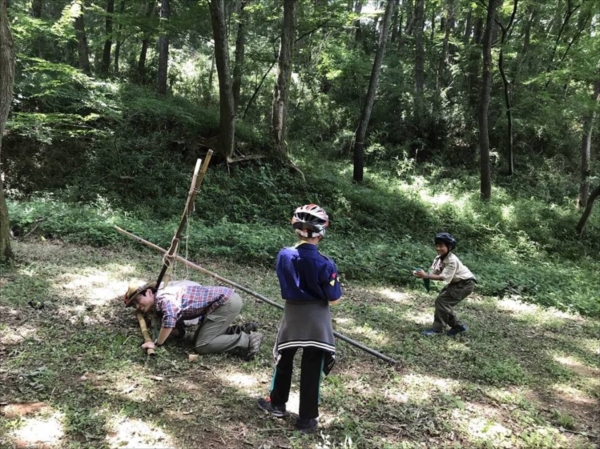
1;240;598;449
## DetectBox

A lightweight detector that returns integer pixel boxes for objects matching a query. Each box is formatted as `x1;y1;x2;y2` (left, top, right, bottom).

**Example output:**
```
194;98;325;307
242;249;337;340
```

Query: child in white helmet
257;204;342;433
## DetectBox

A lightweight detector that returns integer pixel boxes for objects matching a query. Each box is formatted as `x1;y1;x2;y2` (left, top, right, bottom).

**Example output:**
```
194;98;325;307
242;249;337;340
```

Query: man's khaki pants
431;279;475;332
194;293;250;354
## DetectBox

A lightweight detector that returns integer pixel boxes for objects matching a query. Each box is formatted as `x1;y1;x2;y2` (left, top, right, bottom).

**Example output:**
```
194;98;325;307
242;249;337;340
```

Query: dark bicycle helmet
291;204;329;238
434;232;457;250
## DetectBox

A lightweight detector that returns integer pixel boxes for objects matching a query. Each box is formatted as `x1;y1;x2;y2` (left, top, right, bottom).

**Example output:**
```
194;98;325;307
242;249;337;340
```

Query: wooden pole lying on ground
115;226;398;365
136;311;155;356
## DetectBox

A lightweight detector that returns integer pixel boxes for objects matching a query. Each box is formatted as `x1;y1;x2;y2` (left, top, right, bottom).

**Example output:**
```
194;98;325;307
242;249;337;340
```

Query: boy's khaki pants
431;280;475;332
194;293;249;354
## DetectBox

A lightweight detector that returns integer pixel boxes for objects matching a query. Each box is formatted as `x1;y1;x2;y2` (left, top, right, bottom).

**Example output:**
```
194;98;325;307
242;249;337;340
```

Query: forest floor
0;240;598;449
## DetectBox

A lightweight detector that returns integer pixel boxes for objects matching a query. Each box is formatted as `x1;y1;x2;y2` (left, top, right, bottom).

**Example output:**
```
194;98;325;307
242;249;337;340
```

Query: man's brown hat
123;281;157;307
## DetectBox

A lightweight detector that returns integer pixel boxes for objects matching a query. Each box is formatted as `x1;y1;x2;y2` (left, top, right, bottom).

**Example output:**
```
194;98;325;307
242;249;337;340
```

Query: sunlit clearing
222;371;259;389
551;384;598;404
106;416;175;449
11;411;65;446
496;298;540;314
351;326;389;345
378;288;410;303
423;192;455;205
400;373;461;401
465;417;511;440
60;272;134;306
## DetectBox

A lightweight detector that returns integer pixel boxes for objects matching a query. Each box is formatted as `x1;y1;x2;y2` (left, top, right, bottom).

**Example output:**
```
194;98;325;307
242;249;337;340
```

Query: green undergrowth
7;157;600;317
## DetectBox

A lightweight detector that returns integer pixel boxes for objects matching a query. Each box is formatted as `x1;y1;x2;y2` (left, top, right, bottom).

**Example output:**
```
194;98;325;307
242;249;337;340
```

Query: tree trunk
390;0;400;42
463;8;471;45
353;1;362;43
578;79;600;208
113;0;125;73
271;0;297;154
478;0;500;202
353;0;395;182
414;0;425;101
576;184;600;236
232;0;247;113
73;1;91;75
101;0;115;74
437;0;454;90
31;0;42;17
156;0;170;95
137;0;155;83
498;0;518;176
467;16;483;110
0;0;15;262
209;0;236;158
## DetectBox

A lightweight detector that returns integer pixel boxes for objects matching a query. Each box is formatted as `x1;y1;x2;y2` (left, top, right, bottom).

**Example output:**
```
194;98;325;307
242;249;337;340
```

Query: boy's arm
320;261;342;302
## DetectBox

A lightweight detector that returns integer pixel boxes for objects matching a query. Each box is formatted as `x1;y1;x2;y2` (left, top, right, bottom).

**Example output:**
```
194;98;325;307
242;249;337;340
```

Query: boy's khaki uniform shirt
430;253;474;285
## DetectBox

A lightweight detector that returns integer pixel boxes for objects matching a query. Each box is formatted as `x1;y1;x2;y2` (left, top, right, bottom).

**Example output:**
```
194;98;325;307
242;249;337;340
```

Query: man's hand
141;341;156;350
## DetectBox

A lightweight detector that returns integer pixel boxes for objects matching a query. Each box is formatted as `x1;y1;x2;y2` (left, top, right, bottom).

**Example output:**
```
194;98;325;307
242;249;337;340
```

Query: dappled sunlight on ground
377;287;411;304
496;297;541;314
59;272;132;306
399;309;432;326
9;408;65;448
0;322;39;345
553;354;600;379
399;373;462;402
222;370;260;389
105;416;176;448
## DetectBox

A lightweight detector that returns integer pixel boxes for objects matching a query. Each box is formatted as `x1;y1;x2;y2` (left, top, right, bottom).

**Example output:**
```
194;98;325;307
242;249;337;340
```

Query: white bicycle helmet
291;204;329;238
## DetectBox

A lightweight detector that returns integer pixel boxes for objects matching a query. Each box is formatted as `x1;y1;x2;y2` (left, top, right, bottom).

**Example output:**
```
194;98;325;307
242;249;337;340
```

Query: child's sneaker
446;324;467;336
257;397;288;418
421;328;443;336
295;417;318;433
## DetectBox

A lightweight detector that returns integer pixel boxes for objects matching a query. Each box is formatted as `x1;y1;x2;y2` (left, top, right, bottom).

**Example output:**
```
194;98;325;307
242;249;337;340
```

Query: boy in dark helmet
257;204;342;433
413;232;476;336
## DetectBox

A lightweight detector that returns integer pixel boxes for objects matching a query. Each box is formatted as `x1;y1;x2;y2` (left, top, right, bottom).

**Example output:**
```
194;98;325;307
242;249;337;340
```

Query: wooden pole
136;311;156;356
115;226;398;365
155;151;213;289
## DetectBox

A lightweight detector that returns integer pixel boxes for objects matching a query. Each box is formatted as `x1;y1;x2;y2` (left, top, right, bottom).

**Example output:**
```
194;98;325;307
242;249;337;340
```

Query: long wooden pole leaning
155;151;213;289
115;226;398;365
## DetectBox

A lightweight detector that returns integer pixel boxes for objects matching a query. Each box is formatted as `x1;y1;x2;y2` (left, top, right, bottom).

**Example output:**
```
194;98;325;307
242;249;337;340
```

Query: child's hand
413;269;427;278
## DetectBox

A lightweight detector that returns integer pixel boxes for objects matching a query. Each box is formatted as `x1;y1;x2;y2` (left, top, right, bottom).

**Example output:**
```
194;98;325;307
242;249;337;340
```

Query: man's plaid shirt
155;280;234;328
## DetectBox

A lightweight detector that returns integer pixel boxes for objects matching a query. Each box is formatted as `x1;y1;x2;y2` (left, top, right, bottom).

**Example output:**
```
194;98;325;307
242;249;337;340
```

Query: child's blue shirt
276;242;342;302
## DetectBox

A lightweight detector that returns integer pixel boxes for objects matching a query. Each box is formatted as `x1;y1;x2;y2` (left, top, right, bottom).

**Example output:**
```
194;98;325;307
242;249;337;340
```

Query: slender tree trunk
113;0;125;73
101;0;115;74
156;0;170;95
414;0;425;101
271;0;297;154
353;1;362;43
209;0;236;158
232;0;247;113
390;0;400;42
467;17;483;109
205;50;215;104
137;0;155;83
497;0;518;175
478;0;500;202
31;0;42;17
73;1;91;75
463;8;472;45
437;0;453;90
0;0;15;262
353;0;395;182
578;79;600;208
576;184;600;236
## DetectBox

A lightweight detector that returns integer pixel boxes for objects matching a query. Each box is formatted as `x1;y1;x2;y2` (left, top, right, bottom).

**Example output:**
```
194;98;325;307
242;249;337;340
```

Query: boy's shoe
295;417;318;433
257;397;289;418
246;332;264;361
447;324;468;336
421;329;443;336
